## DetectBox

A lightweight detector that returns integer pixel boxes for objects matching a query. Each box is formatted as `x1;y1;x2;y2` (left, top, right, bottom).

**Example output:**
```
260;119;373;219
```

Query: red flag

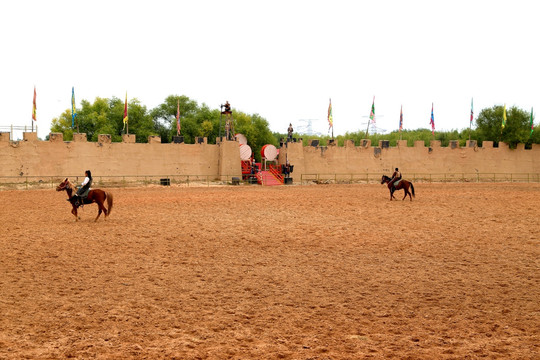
470;98;474;124
176;99;181;135
32;86;37;121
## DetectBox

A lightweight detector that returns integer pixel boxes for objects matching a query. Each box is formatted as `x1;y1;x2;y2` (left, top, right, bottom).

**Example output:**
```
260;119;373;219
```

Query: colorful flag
176;99;181;136
327;98;333;130
502;104;507;129
123;92;128;129
430;103;435;135
531;107;534;137
369;97;375;123
470;98;474;124
71;87;76;129
399;105;403;131
32;86;37;121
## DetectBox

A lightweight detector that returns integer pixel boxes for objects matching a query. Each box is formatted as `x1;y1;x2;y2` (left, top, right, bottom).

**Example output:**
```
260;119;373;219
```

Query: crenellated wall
1;132;539;180
278;139;540;177
0;132;241;178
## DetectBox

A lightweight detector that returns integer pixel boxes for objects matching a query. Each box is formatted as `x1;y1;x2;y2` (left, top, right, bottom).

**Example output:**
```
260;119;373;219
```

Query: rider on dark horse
388;167;402;190
71;170;92;207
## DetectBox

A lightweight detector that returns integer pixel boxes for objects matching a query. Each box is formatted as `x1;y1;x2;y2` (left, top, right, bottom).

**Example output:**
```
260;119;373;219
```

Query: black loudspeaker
450;140;458;149
160;178;170;186
284;177;293;184
381;140;390;148
310;139;319;147
173;136;184;144
231;177;240;185
197;137;204;144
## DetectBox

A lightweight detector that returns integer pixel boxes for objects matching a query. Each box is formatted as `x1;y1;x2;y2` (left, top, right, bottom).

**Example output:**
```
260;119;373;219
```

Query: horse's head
56;178;73;192
381;175;390;184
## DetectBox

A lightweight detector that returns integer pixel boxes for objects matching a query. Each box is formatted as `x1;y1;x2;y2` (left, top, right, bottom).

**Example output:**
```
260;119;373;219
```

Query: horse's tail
410;182;415;198
106;191;113;216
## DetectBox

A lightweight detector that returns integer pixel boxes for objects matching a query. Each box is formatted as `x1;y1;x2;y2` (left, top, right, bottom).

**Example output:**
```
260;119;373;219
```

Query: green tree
51;97;155;143
234;112;276;161
50;109;76;140
476;105;532;148
150;95;199;143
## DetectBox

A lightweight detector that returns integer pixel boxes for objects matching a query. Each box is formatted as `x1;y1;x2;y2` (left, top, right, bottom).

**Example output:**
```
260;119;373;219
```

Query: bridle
56;178;75;192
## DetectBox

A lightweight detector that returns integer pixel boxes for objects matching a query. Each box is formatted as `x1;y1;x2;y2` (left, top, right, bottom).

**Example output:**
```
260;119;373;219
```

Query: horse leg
95;201;107;222
71;206;79;221
403;184;412;201
402;186;408;201
94;208;102;222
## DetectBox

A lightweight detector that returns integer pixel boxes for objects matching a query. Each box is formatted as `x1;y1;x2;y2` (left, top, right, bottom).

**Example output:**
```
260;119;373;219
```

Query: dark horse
381;175;415;201
56;178;113;221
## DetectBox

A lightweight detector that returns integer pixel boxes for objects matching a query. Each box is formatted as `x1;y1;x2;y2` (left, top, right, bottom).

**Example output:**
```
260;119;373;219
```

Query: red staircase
257;170;283;186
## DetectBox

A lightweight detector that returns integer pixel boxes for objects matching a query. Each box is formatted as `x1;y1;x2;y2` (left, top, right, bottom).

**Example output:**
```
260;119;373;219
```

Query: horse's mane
66;179;76;190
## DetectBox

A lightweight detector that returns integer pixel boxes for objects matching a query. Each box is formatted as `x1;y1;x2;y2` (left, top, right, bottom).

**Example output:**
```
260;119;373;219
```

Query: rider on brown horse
388;167;402;190
71;170;92;207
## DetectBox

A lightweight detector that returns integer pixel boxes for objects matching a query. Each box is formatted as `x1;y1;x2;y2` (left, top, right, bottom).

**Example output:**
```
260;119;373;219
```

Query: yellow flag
123;92;128;129
502;104;507;129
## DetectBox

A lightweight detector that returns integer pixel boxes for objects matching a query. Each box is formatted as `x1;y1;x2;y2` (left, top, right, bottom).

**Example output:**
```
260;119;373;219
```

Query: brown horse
56;178;113;221
381;175;415;201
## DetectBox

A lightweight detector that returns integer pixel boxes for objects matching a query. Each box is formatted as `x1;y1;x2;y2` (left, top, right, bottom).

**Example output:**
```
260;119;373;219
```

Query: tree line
51;97;537;160
50;95;276;160
278;105;538;149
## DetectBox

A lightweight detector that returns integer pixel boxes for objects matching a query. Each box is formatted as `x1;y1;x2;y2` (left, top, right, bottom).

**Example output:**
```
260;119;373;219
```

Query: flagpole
500;104;506;143
32;86;36;133
331;99;334;138
430;102;435;141
469;98;473;141
365;96;374;138
530;107;534;138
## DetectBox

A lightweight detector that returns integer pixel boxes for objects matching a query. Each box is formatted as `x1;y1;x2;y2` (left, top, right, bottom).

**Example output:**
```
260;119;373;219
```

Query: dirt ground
0;182;539;359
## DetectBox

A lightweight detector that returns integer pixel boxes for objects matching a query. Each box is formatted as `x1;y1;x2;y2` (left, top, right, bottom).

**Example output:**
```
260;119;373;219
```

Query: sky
1;0;538;140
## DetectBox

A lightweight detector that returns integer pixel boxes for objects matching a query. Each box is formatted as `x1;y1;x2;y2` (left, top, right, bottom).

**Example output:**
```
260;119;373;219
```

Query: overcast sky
0;0;538;140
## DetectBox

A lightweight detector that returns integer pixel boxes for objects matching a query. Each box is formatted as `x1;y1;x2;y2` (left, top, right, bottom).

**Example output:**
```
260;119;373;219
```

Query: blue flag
71;87;76;129
430;103;435;135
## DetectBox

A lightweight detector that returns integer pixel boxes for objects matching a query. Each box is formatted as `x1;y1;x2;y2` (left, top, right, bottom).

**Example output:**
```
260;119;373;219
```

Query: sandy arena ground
0;182;539;359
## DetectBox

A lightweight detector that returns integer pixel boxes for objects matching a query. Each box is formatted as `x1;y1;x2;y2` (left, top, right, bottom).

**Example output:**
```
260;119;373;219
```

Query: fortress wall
0;133;241;178
0;132;538;180
280;141;540;177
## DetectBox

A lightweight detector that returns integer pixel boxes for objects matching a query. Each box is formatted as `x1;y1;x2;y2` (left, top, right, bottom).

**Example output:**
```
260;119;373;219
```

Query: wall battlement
1;132;538;179
0;132;241;178
278;139;540;178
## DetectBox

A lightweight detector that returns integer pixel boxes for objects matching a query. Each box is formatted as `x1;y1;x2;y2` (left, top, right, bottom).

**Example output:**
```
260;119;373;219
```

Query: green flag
531;107;534;137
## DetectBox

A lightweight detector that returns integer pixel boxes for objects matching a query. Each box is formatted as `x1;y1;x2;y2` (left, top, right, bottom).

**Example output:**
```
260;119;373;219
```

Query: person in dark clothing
388;167;402;189
221;101;232;115
73;170;92;206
